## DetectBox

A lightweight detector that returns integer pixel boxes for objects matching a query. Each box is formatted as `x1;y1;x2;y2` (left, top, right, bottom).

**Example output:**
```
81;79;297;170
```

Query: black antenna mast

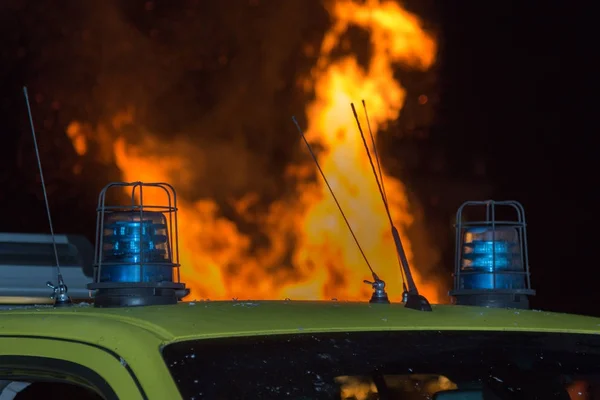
351;101;431;312
23;86;72;307
292;116;389;304
361;100;409;298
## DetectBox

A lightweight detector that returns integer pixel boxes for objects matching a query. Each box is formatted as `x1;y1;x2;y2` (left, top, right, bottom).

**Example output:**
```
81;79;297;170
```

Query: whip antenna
361;100;408;294
351;102;431;311
23;86;71;307
362;100;388;205
292;116;389;304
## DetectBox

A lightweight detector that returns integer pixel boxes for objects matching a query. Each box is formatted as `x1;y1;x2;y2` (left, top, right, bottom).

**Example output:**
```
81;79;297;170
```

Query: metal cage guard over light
449;200;535;310
87;182;190;307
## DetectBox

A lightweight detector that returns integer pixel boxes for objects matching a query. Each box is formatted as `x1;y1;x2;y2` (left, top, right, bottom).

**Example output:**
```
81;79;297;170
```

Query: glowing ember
65;0;442;302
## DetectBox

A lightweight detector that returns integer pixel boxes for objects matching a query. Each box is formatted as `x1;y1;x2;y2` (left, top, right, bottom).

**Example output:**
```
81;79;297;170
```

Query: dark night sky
1;1;595;315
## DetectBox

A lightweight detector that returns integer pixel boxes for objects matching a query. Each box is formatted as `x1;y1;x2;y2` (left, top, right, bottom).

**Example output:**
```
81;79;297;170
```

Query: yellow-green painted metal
0;337;144;399
0;312;179;399
2;301;600;399
3;301;600;342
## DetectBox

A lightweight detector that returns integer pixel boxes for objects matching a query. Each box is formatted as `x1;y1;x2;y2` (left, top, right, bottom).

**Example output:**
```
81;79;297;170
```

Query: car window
0;355;118;400
0;338;143;400
162;331;600;399
0;380;104;400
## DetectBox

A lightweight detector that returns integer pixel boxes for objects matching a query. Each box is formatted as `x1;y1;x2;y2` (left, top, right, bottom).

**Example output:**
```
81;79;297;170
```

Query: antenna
23;86;72;307
361;100;408;297
362;100;388;205
291;116;389;304
351;102;431;312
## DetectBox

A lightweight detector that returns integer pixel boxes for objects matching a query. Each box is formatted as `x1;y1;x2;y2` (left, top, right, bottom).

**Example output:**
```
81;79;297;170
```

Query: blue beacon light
87;182;190;308
101;211;172;283
449;200;535;309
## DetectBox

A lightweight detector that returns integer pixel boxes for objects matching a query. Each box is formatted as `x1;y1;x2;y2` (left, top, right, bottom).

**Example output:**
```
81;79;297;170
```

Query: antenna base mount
404;293;432;311
47;279;72;307
364;278;390;304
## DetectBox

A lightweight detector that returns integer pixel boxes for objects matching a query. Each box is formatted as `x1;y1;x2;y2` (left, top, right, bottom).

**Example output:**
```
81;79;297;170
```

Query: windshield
162;331;600;399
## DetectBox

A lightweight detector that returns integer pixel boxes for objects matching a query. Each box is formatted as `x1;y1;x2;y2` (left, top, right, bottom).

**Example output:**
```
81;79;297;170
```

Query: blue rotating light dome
449;200;535;309
88;182;190;308
100;211;173;283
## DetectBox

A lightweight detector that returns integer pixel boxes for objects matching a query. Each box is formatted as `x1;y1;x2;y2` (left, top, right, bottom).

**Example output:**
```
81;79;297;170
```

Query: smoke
3;0;445;299
5;0;326;199
4;0;437;206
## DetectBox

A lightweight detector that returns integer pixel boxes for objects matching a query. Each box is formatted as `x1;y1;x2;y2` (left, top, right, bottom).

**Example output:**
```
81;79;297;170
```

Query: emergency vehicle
1;182;598;399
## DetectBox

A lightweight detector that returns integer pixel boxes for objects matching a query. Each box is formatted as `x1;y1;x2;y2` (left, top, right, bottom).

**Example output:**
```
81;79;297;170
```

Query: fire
65;0;442;302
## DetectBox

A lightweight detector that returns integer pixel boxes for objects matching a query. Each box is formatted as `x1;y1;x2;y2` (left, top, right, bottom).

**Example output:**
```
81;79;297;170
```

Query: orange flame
66;0;442;302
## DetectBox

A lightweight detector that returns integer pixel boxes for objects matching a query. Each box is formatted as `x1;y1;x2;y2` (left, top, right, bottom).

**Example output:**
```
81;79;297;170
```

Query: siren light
449;200;535;309
87;182;190;307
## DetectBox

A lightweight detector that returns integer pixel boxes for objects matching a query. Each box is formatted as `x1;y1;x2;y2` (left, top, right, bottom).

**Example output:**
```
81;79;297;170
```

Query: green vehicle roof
3;300;599;399
3;301;600;344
